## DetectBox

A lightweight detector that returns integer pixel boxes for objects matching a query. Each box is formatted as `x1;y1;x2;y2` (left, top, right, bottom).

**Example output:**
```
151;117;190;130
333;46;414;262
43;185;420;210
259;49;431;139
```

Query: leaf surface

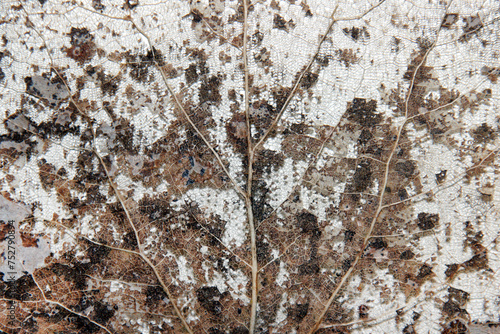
0;0;499;333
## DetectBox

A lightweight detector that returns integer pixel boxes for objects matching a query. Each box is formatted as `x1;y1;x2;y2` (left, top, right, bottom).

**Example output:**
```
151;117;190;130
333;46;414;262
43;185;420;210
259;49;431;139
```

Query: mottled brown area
1;2;499;334
253;149;285;176
20;232;38;247
254;47;272;67
289;303;310;323
336;48;359;67
226;112;247;153
346;98;381;127
199;75;223;104
394;160;416;178
442;319;468;334
472;123;497;143
350;160;372;193
300;71;319;89
343;26;370;42
196;286;227;316
65;27;95;63
273;14;295;32
417;212;439;230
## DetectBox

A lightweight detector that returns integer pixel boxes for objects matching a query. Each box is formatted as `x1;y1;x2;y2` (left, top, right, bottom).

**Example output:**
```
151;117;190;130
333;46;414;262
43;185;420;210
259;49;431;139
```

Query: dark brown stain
145;285;167;306
358;304;369;319
342;26;370;42
436;170;447;184
351;160;372;193
300;71;319;89
395;160;416;178
472;123;497;143
400;250;415;260
273;14;294;31
199;75;222;104
416;264;433;280
1;274;36;301
346;98;381;127
196;286;227;316
288;303;309;323
417;212;439;230
296;211;319;235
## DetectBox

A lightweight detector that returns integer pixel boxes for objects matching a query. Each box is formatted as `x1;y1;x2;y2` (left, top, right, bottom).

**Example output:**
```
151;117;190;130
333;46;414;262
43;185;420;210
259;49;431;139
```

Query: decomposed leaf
1;1;499;333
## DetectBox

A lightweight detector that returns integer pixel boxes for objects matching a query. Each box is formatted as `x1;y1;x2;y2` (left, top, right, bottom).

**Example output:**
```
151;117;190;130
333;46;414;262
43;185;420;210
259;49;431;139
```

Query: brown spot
460;15;483;42
395;160;416;178
481;66;499;83
298;259;320;275
253;149;285;176
256;240;270;263
288;303;309;323
226;112;247;153
271;86;291;112
196;286;227;316
301;2;312;16
3;274;36;301
190;8;203;23
20;232;38;247
0;222;11;241
138;194;171;223
199;75;222;104
123;0;139;10
351;160;372;193
251;31;264;45
463;251;488;270
403;324;416;334
65;27;95;63
445;263;460;278
254;47;272;67
442;300;464;317
185;63;199;84
417;212;439;230
86;66;120;96
403;53;433;83
273;14;294;31
448;287;469;305
358;304;369;319
296;211;319;234
400;250;415;260
416;264;433;280
300;71;319;89
436;170;447;184
342;26;370;42
442;319;468;334
38;159;57;190
344;230;355;242
397;188;408;200
472;123;497;143
346;98;381;127
92;0;105;11
358;128;373;145
369;237;387;249
336;48;359;67
145;285;167;306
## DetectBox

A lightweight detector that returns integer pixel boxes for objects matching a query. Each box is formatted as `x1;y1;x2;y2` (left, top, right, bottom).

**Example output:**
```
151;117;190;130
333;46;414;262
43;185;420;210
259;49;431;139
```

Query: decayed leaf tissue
0;0;499;333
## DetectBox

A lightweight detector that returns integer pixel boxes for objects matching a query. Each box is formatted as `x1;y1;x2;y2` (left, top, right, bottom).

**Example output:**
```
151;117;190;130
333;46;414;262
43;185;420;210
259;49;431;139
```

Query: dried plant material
0;1;499;334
